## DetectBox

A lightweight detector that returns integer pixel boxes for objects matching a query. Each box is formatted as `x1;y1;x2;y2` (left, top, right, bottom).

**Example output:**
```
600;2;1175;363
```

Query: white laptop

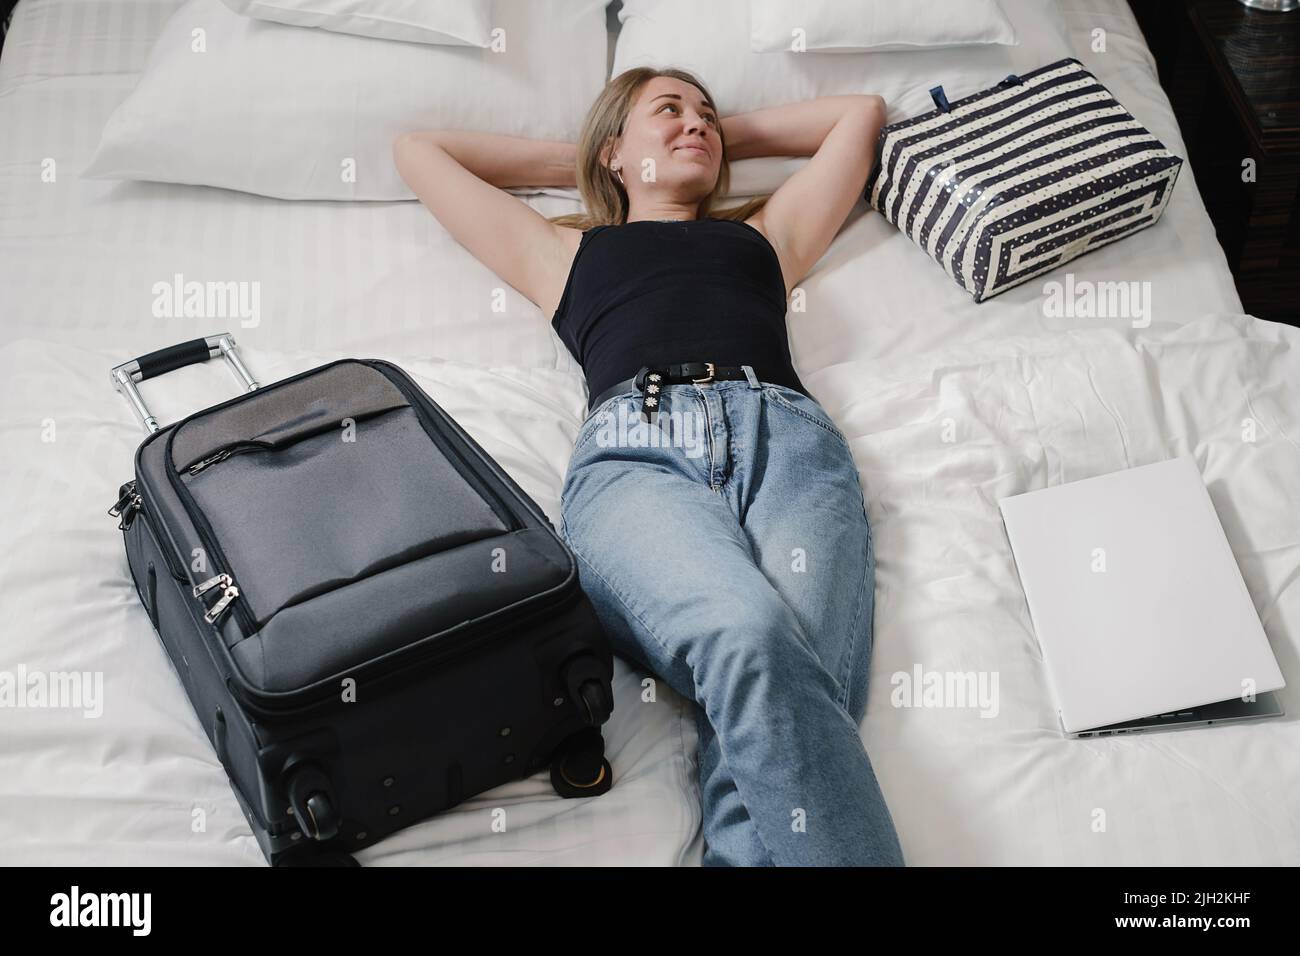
999;455;1285;738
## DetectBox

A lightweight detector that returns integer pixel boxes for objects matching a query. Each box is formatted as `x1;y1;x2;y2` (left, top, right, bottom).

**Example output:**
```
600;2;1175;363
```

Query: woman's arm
722;95;882;161
393;130;581;317
739;95;887;295
402;130;579;189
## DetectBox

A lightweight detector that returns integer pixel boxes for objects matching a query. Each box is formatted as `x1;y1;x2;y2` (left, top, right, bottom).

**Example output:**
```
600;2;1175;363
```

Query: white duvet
0;0;1296;865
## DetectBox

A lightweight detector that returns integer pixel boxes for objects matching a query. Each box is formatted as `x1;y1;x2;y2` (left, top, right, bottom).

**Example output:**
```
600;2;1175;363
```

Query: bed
0;0;1296;865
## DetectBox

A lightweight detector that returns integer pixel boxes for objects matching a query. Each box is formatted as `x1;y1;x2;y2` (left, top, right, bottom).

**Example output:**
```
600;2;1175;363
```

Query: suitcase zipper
165;461;257;636
188;449;233;476
112;480;240;620
191;572;231;597
108;482;143;531
191;572;241;625
186;443;273;476
108;482;136;516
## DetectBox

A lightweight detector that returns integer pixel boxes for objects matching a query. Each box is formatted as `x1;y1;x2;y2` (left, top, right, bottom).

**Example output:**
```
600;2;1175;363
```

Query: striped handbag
866;58;1183;302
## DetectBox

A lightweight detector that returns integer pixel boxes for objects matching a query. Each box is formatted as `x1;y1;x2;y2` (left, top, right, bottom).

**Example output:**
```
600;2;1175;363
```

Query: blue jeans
557;367;904;867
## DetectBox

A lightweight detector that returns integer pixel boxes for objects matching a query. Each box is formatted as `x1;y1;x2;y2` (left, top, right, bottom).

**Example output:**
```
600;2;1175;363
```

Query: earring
611;164;624;186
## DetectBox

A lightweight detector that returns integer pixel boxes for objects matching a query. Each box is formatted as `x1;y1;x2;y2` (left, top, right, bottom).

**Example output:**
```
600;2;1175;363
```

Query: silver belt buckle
691;362;716;384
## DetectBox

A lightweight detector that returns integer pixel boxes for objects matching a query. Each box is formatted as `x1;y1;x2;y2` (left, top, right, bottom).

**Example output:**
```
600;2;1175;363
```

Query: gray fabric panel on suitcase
182;405;509;627
232;527;572;693
171;362;409;471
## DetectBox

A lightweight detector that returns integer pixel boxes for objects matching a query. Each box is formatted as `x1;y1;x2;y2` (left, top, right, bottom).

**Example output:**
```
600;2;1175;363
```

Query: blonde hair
549;67;768;230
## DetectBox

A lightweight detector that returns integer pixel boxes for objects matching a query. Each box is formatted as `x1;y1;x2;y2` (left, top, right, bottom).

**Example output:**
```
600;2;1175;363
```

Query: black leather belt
587;362;754;423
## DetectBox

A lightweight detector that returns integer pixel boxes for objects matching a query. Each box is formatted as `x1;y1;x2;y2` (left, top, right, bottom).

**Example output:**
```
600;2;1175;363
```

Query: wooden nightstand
1134;0;1300;325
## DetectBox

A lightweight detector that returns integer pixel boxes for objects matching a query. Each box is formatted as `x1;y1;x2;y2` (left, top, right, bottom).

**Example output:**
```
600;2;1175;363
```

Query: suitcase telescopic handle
110;332;259;434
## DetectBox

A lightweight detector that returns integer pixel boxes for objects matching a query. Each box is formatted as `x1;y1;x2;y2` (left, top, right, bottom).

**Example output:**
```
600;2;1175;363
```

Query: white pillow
85;0;608;201
750;0;1017;53
614;0;1072;151
219;0;494;46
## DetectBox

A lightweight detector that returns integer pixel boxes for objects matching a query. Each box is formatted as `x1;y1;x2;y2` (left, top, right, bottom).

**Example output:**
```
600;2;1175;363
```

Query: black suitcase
108;333;615;866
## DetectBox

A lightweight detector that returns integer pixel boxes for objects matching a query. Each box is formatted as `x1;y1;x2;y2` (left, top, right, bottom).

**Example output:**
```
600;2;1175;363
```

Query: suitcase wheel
549;727;613;799
284;760;342;842
562;654;613;727
304;792;341;842
577;679;613;727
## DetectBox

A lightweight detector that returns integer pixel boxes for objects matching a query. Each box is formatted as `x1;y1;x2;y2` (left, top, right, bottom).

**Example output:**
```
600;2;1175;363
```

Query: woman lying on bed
393;67;899;868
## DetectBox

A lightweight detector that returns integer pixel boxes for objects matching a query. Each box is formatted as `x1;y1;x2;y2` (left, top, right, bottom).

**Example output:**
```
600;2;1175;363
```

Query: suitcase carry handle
110;332;259;433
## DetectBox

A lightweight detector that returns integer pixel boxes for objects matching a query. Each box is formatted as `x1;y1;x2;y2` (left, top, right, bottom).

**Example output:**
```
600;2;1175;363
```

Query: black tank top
550;217;809;402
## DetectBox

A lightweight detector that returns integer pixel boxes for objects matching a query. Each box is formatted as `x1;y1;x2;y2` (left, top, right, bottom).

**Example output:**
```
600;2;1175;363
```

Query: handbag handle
930;73;1025;113
110;332;259;434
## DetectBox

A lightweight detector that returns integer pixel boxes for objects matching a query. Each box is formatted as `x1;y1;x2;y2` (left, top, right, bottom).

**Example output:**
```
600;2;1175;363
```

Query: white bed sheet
1;0;1297;865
